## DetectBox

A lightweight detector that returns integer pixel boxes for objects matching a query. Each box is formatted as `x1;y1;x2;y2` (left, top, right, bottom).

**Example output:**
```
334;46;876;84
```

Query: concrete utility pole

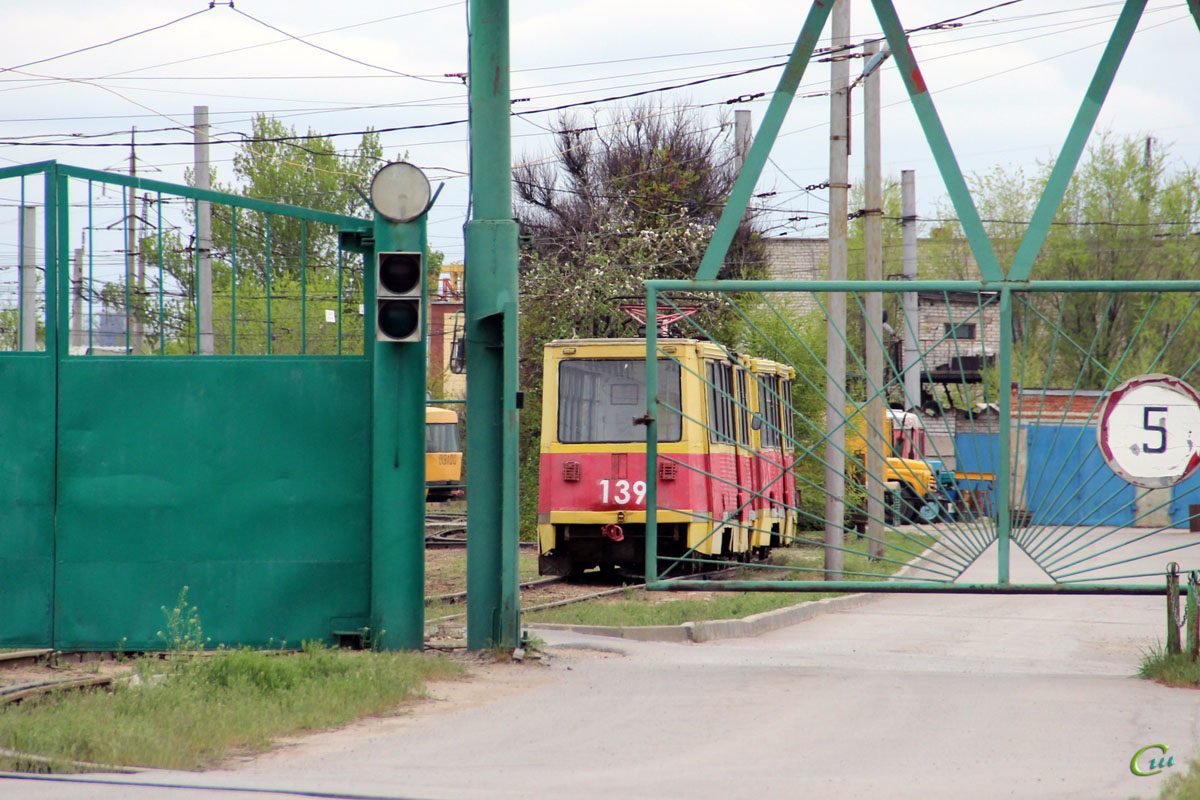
735;109;753;224
19;206;36;351
195;105;214;355
901;170;920;411
735;109;752;171
71;245;85;353
127;127;138;354
863;39;886;560
824;0;850;579
138;193;150;348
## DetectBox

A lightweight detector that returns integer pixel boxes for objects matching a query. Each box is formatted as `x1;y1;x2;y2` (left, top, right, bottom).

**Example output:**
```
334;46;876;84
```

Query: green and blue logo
1130;744;1175;776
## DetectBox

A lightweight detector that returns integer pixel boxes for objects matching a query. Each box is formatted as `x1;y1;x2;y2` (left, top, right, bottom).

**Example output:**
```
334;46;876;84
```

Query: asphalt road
4;531;1200;800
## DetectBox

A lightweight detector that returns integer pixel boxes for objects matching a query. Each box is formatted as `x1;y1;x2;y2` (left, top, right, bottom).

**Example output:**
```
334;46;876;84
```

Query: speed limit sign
1097;374;1200;488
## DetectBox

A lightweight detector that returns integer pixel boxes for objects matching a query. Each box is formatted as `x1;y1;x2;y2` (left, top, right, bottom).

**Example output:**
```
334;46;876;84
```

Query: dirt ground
0;653;134;692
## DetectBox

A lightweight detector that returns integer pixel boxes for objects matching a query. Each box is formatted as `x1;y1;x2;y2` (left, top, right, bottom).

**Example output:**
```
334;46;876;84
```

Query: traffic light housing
376;251;423;342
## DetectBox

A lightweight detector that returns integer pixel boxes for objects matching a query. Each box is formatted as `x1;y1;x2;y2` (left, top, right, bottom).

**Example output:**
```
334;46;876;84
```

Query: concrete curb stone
527;591;884;643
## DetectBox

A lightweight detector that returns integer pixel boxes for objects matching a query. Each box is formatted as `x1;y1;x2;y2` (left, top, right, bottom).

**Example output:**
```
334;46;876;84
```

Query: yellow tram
425;405;463;502
538;338;798;576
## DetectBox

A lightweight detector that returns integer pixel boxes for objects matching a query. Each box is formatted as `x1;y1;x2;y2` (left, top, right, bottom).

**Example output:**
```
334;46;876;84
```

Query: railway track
428;563;752;625
425;513;536;549
0;675;114;706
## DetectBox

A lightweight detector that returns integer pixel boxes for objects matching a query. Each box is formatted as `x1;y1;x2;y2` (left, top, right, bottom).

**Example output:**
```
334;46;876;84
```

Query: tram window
557;359;681;443
781;379;794;443
426;423;460;453
736;370;750;446
758;376;781;449
706;361;736;444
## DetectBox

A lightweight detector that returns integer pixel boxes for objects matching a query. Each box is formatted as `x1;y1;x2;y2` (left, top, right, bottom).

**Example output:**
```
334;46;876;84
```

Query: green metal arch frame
697;0;1195;283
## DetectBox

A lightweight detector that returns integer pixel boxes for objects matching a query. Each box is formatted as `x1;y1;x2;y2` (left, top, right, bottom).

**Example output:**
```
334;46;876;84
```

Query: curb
527;591;884;643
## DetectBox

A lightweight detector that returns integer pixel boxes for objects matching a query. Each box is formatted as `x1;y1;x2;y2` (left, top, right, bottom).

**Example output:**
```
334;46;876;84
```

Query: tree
932;133;1200;389
101;115;449;356
513;103;770;531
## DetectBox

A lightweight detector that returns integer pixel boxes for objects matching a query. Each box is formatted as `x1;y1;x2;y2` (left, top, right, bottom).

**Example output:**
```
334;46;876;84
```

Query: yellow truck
845;406;946;524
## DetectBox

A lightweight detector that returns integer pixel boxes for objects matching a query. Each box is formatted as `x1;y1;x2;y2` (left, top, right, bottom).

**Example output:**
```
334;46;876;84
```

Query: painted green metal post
996;288;1013;583
695;0;834;280
645;289;659;581
1167;565;1181;655
1007;0;1146;281
1187;573;1198;661
871;0;1003;282
370;212;427;651
466;0;521;650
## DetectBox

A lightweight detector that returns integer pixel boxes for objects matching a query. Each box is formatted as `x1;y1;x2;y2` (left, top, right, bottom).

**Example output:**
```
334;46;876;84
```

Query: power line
0;7;215;75
228;7;460;86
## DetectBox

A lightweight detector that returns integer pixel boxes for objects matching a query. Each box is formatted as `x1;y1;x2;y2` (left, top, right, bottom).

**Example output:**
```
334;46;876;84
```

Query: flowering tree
513;103;768;529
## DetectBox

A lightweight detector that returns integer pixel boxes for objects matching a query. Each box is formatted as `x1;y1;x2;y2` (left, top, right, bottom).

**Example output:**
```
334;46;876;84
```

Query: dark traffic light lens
378;299;420;340
379;253;421;295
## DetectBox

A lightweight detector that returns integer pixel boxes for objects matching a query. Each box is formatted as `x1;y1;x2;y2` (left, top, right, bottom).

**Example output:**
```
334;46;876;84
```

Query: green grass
1137;647;1200;798
1138;644;1200;688
0;643;462;772
1151;762;1200;800
525;529;933;627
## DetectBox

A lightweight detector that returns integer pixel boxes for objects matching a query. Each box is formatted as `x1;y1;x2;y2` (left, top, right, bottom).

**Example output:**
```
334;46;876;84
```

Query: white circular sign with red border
1097;374;1200;488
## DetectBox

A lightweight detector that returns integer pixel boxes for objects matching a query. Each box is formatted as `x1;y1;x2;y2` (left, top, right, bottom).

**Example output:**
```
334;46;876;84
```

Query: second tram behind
426;406;463;502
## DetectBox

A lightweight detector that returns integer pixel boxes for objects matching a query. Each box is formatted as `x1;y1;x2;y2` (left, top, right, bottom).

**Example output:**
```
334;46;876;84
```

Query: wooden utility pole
195;105;214;355
863;39;886;559
824;0;850;578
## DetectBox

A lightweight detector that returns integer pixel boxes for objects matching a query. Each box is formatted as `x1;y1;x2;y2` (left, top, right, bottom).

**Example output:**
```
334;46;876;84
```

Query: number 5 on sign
1098;375;1200;488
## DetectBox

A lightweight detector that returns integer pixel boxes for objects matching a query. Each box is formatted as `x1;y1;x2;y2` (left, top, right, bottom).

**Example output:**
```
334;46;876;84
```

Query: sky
0;0;1197;290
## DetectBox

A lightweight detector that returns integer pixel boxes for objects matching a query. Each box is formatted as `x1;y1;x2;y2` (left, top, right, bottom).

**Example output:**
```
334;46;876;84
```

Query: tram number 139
599;479;647;505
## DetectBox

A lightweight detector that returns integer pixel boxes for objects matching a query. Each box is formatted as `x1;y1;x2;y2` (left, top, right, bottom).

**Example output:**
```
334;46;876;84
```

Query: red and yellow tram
538;338;798;576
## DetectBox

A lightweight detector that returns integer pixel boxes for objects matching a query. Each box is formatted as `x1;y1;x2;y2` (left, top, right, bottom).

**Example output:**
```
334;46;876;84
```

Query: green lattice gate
0;162;402;650
640;0;1200;596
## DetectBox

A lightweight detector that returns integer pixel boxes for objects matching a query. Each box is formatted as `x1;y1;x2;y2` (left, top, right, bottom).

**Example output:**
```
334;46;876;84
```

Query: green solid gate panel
0;355;56;646
53;357;372;650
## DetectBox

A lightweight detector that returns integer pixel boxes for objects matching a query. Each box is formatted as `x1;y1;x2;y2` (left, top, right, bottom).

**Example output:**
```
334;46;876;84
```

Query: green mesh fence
641;280;1200;595
0;163;371;357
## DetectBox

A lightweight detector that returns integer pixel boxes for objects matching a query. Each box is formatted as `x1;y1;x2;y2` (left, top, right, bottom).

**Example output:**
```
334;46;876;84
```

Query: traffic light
376;251;423;342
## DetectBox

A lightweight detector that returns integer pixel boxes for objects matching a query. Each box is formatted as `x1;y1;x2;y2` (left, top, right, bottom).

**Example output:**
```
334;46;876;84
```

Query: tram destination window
558;359;682;443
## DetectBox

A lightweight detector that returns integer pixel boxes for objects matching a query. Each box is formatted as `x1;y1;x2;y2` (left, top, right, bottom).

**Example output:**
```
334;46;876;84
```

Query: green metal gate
642;281;1200;595
638;0;1200;596
0;162;406;650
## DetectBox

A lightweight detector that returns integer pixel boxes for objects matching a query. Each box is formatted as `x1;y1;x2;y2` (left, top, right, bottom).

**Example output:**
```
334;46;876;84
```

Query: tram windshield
557;359;682;443
426;422;460;453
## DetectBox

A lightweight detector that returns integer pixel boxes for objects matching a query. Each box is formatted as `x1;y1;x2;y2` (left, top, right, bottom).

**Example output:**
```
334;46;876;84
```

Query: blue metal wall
1023;424;1136;527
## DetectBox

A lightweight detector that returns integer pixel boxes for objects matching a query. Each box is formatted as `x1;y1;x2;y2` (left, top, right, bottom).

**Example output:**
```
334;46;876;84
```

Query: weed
1139;642;1200;687
0;646;463;771
156;587;209;656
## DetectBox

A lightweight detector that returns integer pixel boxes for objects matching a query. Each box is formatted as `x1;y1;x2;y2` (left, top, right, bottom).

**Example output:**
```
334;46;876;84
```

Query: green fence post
997;287;1013;583
465;0;521;651
1188;572;1199;662
370;213;427;651
1167;564;1181;656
